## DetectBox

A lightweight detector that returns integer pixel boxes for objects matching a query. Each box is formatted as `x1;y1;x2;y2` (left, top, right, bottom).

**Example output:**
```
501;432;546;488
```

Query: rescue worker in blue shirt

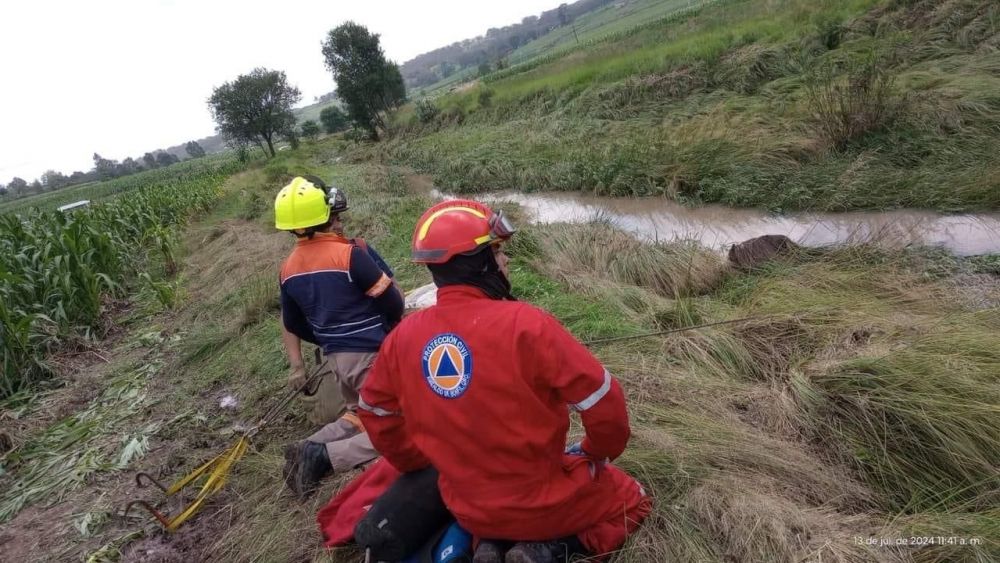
275;175;404;497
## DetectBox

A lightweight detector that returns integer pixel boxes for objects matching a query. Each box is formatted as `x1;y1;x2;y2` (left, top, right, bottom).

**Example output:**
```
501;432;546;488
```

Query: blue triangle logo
435;350;460;377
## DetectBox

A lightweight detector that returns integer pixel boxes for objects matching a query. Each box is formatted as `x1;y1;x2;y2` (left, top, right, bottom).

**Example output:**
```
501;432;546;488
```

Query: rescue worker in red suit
358;200;652;563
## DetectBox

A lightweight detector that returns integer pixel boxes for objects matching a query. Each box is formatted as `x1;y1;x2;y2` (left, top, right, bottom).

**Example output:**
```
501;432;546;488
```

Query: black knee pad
354;466;452;561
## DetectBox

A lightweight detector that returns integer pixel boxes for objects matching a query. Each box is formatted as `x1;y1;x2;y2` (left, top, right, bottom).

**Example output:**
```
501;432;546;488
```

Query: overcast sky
0;0;565;182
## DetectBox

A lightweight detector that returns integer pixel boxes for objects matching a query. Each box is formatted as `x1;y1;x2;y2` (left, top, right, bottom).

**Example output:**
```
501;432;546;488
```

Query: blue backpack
402;521;473;563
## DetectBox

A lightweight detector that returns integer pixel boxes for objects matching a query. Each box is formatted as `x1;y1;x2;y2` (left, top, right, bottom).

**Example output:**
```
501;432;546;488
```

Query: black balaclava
427;247;515;301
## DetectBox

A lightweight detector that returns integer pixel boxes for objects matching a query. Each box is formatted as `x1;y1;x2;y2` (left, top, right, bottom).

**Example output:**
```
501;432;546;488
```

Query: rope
129;362;328;531
248;364;326;437
582;315;775;346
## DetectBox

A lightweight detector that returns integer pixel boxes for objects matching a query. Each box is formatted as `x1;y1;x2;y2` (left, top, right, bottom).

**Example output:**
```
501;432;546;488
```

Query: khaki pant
301;351;377;425
307;414;378;472
301;351;379;471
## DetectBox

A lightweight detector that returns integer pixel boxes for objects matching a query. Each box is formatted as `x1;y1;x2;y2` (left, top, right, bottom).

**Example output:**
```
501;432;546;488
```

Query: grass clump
807;51;906;150
533;221;726;298
802;318;1000;513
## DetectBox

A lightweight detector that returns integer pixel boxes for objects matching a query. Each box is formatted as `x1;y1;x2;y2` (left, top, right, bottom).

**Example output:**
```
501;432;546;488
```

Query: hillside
374;0;1000;212
406;0;699;97
401;0;618;91
160;99;343;159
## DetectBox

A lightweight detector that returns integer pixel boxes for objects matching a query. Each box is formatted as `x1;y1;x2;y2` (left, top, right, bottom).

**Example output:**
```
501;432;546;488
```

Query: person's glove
287;365;307;391
565;441;605;479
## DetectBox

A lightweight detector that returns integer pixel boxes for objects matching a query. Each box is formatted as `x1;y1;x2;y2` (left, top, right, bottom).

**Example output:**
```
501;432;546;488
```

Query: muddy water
467;191;1000;256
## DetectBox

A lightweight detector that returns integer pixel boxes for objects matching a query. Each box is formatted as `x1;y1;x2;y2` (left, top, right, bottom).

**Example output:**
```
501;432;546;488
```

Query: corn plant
0;160;241;398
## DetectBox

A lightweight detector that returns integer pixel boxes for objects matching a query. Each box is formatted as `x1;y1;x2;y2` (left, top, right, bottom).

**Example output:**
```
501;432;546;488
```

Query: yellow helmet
274;177;331;231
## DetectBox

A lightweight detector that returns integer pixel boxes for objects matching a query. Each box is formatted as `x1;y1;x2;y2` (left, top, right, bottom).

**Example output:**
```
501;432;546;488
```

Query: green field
0;156;241;399
0;156;237;215
415;0;710;98
293;99;343;126
508;0;712;65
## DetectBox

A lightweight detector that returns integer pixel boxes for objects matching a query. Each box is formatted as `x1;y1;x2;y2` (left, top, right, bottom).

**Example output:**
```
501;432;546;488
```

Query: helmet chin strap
428;247;515;301
329;213;344;236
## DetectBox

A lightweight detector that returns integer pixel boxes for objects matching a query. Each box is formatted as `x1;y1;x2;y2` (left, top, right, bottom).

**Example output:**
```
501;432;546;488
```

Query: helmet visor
489;210;516;240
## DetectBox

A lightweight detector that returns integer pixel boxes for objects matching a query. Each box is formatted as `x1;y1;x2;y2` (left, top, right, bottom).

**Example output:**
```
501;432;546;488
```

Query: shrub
807;53;906;150
344;128;369;143
300;120;320;139
414;99;439;124
478;88;494;108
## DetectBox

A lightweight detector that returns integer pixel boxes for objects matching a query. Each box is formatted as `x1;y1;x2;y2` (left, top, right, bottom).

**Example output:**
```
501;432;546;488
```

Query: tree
322;22;406;140
29;179;43;194
119;157;141;175
300;120;320;139
319;105;349;134
142;152;158;169
185;140;206;159
8;177;27;196
315;91;338;104
0;183;6;196
208;67;301;157
283;128;300;150
41;170;68;190
155;152;179;167
93;153;119;179
558;3;570;26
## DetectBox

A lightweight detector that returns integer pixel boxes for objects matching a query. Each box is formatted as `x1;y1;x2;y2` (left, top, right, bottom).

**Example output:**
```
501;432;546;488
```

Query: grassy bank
2;135;997;562
365;0;1000;211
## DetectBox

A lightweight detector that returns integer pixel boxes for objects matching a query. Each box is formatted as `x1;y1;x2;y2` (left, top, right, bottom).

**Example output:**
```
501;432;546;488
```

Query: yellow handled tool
125;363;326;531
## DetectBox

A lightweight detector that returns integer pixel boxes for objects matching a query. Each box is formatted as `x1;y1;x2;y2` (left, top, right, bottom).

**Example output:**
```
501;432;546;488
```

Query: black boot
287;440;332;498
282;441;301;494
505;537;585;563
473;539;508;563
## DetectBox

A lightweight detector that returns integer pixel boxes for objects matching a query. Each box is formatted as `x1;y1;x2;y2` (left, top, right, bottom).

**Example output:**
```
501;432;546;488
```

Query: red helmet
411;199;516;264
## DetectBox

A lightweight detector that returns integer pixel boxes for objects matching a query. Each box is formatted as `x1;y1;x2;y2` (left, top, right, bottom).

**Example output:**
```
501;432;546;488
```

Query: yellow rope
161;437;249;531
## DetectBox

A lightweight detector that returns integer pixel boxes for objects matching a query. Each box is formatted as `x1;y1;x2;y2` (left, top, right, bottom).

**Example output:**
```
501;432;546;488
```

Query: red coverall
358;285;651;554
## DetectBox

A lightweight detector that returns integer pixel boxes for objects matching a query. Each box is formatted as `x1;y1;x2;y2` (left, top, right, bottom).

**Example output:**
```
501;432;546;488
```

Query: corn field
0;161;240;398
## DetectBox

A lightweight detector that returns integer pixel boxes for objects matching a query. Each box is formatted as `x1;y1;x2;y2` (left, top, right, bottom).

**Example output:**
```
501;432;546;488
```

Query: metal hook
135;471;169;493
124;500;173;529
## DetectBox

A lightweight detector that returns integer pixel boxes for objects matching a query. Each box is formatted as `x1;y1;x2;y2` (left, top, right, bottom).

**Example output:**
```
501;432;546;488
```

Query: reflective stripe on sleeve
366;273;392;297
569;369;612;412
358;396;398;417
